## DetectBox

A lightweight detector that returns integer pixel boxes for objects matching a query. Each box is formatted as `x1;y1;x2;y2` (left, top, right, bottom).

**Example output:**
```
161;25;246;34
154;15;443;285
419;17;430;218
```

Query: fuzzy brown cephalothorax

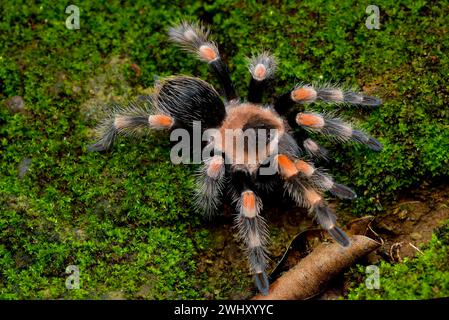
213;103;285;170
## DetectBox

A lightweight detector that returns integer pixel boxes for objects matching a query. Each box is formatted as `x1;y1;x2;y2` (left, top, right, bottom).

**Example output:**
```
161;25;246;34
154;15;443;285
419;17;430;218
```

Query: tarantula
88;21;382;295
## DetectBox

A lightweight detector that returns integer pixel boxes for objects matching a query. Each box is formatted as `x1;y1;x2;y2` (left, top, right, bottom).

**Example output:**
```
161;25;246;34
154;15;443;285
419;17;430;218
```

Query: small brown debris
131;63;142;77
4;96;25;114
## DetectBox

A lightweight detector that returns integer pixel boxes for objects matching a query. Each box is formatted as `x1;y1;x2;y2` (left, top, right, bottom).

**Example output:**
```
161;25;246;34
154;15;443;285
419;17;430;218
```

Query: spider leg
274;83;381;115
87;102;173;152
303;138;329;160
235;188;270;295
294;159;357;199
230;167;270;295
169;21;237;101
89;75;226;152
276;154;351;247
295;112;383;151
194;154;226;217
308;189;350;247
247;52;276;103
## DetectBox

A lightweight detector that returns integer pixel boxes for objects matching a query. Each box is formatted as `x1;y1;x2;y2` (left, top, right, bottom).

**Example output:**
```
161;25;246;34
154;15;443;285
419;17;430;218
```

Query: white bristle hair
168;21;219;63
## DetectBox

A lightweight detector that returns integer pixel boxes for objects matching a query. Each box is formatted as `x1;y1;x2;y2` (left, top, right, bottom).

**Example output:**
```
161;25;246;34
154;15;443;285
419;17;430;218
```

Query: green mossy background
347;222;449;299
1;0;448;299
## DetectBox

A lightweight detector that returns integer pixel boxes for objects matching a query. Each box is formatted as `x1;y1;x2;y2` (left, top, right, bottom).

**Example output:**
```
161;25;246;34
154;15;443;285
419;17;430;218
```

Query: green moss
1;0;448;299
346;222;449;299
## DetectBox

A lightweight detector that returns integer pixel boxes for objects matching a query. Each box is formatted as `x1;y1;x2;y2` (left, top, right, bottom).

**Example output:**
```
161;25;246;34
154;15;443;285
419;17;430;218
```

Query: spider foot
254;271;270;296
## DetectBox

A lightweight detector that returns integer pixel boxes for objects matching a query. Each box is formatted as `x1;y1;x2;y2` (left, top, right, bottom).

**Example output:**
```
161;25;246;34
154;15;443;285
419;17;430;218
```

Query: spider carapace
88;21;382;295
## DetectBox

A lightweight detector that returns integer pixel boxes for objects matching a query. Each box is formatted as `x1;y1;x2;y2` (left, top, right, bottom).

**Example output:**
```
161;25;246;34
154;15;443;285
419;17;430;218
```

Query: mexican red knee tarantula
88;21;382;295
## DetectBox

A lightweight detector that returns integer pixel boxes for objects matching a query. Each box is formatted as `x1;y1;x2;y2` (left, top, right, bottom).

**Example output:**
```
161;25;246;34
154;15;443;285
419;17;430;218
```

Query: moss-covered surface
1;1;448;299
346;222;449;299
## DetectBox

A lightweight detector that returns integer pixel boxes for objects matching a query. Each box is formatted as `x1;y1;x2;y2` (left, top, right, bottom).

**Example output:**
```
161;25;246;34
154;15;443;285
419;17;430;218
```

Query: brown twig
408;242;424;255
252;235;380;300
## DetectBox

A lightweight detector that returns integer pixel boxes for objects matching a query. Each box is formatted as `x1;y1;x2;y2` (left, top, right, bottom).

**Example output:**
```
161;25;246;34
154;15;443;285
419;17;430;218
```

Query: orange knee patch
206;156;224;179
253;64;267;80
291;87;317;102
242;191;256;218
295;160;315;177
295;113;325;128
277;154;298;178
199;44;218;62
148;115;173;129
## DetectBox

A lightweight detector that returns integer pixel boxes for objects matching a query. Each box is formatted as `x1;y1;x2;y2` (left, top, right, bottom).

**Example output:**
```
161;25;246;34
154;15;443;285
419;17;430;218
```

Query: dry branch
253;235;380;300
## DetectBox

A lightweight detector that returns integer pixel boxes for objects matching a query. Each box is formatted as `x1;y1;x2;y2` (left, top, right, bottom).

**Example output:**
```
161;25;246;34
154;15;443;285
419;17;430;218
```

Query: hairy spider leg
169;21;237;101
275;154;351;247
231;167;270;295
302;138;329;160
247;52;277;103
194;154;227;217
307;188;351;247
294;159;357;200
295;112;383;151
89;76;227;152
275;83;382;116
87;102;174;152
